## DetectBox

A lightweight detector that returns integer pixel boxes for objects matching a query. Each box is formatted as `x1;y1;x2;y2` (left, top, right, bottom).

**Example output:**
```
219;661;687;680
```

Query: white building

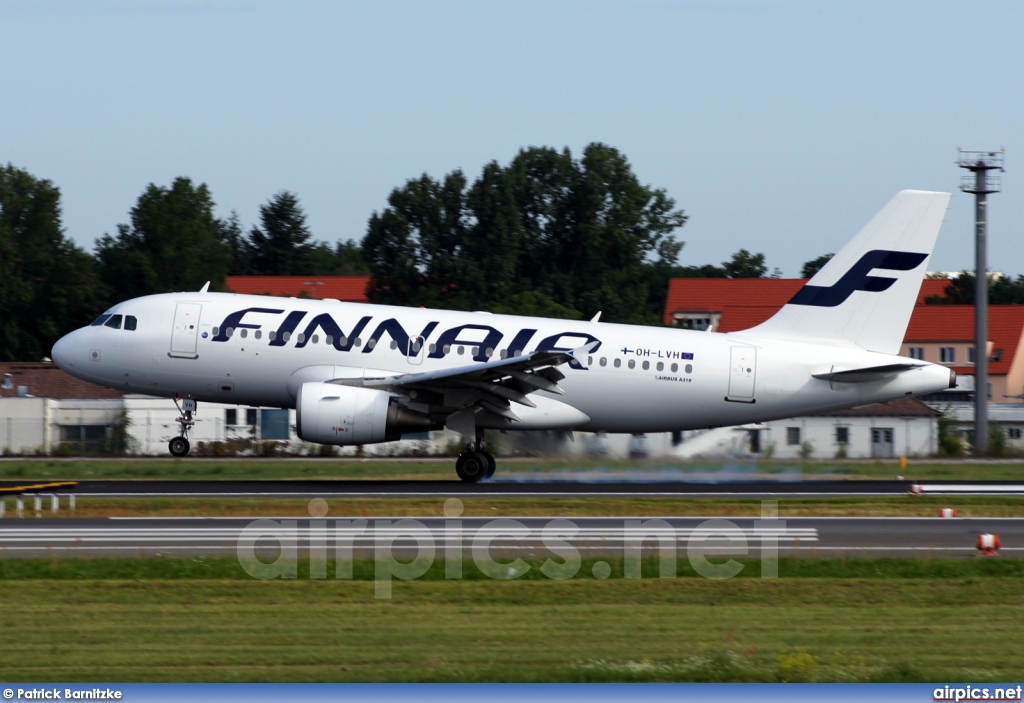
0;362;942;460
942;403;1024;453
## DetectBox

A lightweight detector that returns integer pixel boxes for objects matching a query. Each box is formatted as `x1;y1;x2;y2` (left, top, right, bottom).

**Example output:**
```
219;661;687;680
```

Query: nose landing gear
169;397;196;457
455;429;496;483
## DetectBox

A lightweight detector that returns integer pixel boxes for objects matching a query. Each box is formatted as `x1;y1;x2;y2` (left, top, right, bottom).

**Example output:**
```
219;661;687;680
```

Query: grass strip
4;457;1024;481
2;555;1024;580
0;574;1021;682
6;495;1021;518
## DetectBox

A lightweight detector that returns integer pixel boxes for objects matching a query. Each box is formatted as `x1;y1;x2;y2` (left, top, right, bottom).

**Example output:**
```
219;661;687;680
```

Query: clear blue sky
3;0;1021;278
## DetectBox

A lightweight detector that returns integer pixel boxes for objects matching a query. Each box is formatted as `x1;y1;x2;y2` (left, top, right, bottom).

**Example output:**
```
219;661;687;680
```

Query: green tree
95;177;231;300
332;240;369;275
460;160;523;305
675;263;728;278
988;420;1007;458
222;211;250;275
363;171;468;307
488;291;584;320
723;248;768;278
302;240;370;276
246;191;314;275
363;144;687;324
801;253;833;278
926;272;1024;305
559;143;687;322
0;164;106;361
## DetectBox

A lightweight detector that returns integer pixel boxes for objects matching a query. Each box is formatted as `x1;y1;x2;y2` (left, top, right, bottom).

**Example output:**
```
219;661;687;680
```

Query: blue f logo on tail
789;250;928;308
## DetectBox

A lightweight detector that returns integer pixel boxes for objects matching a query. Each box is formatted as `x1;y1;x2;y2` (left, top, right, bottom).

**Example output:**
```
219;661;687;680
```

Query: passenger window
656;362;664;371
671;363;678;373
91;314;112;327
613;358;621;368
642;361;650;371
628;359;635;369
599;357;607;367
104;314;123;329
124;315;137;331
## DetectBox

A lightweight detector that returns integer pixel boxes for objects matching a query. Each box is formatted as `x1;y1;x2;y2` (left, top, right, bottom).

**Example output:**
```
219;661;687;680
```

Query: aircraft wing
337;345;593;426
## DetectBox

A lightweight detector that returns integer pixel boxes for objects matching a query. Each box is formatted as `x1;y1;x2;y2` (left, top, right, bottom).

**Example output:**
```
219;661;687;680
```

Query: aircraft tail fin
742;190;951;354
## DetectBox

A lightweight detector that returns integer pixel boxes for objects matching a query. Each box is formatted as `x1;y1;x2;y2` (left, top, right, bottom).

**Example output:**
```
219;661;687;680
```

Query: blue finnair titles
211;307;601;367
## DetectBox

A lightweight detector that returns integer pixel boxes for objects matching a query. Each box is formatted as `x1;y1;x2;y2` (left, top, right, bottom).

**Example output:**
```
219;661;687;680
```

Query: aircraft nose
51;331;80;371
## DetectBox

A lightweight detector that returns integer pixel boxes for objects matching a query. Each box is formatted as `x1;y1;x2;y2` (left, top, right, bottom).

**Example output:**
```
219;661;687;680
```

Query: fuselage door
726;346;757;403
170;303;202;359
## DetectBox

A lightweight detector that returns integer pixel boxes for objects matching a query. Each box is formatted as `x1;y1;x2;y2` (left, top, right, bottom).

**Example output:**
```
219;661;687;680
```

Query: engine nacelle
296;381;433;445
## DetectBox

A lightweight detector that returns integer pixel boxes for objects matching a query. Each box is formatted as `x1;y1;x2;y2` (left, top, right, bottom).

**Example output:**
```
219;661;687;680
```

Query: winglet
199;281;211;293
590;311;602;323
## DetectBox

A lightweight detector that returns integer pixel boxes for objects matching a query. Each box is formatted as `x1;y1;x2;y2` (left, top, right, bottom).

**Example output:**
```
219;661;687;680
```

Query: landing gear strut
456;429;496;483
169;398;196;457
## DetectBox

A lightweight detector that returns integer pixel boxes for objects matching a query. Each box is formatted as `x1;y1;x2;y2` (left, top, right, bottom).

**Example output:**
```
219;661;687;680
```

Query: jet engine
296;381;433;445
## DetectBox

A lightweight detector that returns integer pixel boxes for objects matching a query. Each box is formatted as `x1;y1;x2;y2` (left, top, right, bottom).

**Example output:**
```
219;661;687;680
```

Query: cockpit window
124;315;138;331
104;314;123;330
91;314;112;327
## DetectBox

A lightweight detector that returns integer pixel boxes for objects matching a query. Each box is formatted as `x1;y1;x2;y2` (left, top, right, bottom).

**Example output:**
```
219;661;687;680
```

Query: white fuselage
51;291;954;435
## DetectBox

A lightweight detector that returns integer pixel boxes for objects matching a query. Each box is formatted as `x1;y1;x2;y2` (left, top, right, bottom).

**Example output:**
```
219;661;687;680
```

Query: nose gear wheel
169;397;196;457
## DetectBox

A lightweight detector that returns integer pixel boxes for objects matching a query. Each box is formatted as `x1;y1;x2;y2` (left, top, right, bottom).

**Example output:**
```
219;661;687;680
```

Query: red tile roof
0;363;124;400
903;305;1024;375
662;278;1024;378
663;278;950;326
225;276;370;302
816;397;942;417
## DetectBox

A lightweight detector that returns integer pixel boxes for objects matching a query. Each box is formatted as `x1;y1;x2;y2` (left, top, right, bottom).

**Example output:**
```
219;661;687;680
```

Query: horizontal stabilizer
812;363;924;383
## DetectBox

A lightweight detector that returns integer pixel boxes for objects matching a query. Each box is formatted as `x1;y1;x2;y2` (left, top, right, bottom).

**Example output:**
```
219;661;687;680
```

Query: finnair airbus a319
52;190;955;481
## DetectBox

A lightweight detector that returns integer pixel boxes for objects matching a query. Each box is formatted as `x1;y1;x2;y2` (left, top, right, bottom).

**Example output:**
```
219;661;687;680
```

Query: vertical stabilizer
741;190;951;354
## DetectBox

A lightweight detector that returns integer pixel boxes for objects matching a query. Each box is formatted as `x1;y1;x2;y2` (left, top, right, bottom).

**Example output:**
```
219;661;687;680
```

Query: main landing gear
169;398;196;457
455;429;496;483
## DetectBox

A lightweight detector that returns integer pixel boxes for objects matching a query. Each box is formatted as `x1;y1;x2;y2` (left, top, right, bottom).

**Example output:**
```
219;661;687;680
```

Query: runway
1;516;1021;558
3;478;1024;497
